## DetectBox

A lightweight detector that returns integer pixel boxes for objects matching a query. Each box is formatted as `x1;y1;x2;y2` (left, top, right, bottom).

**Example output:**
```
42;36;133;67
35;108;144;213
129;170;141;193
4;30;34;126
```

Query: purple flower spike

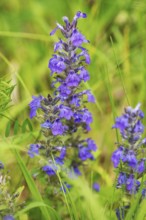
112;103;146;198
30;12;98;183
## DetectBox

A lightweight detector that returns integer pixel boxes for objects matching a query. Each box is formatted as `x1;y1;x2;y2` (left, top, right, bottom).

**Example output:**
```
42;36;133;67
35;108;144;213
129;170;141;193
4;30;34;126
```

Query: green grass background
0;0;146;219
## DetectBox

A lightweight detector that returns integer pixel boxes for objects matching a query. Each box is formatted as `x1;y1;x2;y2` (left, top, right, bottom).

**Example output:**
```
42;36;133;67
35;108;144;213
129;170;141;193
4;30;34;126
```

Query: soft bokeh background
0;0;146;218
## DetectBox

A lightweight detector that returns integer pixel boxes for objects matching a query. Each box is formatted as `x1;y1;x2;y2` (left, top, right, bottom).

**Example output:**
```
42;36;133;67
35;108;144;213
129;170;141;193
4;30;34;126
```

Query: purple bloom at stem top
28;11;98;188
112;103;146;196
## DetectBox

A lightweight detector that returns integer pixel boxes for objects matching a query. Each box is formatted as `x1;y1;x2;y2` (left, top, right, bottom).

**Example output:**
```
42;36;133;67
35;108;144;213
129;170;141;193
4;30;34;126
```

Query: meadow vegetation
0;0;146;219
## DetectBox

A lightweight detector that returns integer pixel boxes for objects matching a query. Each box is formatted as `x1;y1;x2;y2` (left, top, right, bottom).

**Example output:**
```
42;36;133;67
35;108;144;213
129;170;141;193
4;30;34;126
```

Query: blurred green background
0;0;146;185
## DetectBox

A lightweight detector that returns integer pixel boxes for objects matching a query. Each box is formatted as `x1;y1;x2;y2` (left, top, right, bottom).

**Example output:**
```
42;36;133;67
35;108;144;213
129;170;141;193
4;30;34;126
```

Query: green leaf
136;199;146;220
13;149;53;220
5;120;11;137
22;119;33;133
14;120;19;135
15;201;60;220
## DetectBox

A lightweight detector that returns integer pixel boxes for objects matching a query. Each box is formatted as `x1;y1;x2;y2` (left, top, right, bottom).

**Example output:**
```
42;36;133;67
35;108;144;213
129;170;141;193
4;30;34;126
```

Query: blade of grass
0;31;50;42
13;149;52;220
101;66;119;217
15;201;60;220
110;36;130;105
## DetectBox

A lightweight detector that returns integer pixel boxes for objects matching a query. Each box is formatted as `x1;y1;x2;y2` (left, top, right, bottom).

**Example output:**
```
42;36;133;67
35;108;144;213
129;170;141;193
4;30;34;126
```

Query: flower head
29;12;97;188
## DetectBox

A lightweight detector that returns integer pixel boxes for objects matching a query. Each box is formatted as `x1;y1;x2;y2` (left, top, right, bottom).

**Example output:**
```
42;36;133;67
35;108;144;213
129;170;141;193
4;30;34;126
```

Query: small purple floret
71;30;88;47
42;164;57;176
111;146;124;168
28;144;40;158
29;96;43;118
51;120;68;136
78;147;94;161
93;183;100;192
49;55;66;73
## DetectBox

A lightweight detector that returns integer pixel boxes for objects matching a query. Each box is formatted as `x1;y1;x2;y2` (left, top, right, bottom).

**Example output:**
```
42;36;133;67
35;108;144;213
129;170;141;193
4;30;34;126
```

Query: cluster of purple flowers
112;103;146;195
29;12;97;180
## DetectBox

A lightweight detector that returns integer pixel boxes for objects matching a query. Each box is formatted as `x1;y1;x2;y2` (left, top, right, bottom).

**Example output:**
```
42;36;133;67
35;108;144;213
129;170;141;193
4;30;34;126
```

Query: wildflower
73;166;81;176
3;215;15;220
125;150;137;168
117;172;127;186
49;55;66;74
93;183;100;192
42;164;57;176
126;175;140;194
29;95;44;118
70;29;88;47
137;159;145;173
112;103;146;219
29;11;98;190
111;146;124;168
86;138;97;151
51;119;68;136
79;67;90;82
28;144;40;158
59;105;73;120
78;147;94;161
